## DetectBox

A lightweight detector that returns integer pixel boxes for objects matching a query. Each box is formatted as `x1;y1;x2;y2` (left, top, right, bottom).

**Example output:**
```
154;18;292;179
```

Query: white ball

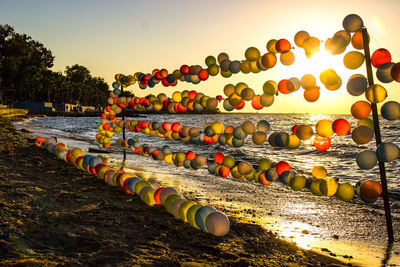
205;212;230;236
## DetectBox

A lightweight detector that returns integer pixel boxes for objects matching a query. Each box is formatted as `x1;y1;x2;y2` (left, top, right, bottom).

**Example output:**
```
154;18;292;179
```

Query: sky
1;0;399;114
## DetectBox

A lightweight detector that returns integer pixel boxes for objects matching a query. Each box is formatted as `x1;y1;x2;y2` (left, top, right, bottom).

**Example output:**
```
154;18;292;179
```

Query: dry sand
0;117;348;266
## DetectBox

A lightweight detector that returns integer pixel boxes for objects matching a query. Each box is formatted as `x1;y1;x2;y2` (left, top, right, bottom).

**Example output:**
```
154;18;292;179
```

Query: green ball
258;158;271;171
223;155;235;168
336;183;355;201
310;179;324;196
135;180;151;195
289;175;307;191
178;201;196;222
205;55;217;66
208;64;220;76
187;204;202;229
164;194;182;214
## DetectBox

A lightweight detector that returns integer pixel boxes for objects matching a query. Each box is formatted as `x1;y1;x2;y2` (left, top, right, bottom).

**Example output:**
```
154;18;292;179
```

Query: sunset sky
1;0;399;114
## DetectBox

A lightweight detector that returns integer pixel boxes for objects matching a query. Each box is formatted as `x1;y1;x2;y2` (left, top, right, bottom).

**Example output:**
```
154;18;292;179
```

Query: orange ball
391;62;400;82
260;53;277;68
351;30;369;50
218;165;230;178
303;87;320;102
351;101;371;119
314;135;331;151
278;79;291;94
251;95;263;110
360;180;382;200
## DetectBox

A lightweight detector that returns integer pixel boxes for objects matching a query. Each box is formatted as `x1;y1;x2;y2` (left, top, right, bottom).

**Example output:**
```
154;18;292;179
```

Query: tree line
0;24;110;106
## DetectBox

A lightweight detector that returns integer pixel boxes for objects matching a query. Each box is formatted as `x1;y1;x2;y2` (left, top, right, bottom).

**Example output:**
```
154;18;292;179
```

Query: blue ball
112;82;120;89
113;88;121;96
229;60;241;74
376;143;399;162
381;101;400;120
166;74;175;83
195;206;217;231
83;155;93;167
183;159;191;169
265;168;279;182
376;62;395;83
89;157;102;169
126;177;141;193
208;163;217;174
279;170;294;185
356;150;377;169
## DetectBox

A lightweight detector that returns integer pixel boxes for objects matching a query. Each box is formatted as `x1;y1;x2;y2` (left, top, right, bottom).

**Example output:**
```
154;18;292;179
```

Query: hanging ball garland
245;47;261;61
303;86;320;102
359;180;382;203
314;135;331;152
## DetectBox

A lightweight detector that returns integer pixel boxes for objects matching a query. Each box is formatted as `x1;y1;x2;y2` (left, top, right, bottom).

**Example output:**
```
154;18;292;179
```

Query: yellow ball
343;51;365;70
245;47;260;61
320;178;338;197
312;166;327;179
336;183;355;201
365;84;387;103
135;180;151;195
285;134;301;149
266;39;278;53
211;121;224;134
141;187;156;206
315;120;334;138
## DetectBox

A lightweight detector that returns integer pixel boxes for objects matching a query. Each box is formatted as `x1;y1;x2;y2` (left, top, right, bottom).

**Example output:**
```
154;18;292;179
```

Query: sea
15;113;400;266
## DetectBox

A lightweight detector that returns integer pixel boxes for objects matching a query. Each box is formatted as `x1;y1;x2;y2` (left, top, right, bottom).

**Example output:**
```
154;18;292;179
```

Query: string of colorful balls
34;137;230;236
110;133;385;204
111;14;400;96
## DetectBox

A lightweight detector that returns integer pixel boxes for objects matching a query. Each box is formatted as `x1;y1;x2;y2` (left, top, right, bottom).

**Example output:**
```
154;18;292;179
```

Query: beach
0;116;348;266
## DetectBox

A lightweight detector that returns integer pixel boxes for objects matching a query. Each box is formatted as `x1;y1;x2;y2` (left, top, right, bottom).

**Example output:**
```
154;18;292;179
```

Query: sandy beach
0;116;348;266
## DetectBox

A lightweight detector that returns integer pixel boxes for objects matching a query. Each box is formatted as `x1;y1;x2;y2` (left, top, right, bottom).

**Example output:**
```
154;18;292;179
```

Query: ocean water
15;113;400;266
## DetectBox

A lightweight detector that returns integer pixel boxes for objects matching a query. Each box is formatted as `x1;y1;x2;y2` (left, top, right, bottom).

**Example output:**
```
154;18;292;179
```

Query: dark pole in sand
361;27;394;243
121;85;127;163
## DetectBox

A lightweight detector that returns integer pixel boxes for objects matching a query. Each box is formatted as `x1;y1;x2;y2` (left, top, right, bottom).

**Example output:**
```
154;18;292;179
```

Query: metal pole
361;27;394;243
121;85;127;162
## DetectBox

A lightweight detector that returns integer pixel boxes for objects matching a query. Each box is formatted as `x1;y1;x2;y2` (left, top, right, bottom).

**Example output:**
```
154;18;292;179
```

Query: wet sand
0;117;347;266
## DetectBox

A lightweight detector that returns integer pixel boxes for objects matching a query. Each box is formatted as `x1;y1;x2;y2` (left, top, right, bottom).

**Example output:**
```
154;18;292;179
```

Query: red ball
292;125;299;135
198;69;209;81
216;95;223;102
214;152;225;164
154;187;164;204
161;78;170;87
204;135;213;144
171;122;182;132
314;135;331;151
234;100;245;110
188;90;197;100
332;118;351;136
186;151;196;160
162;122;172;131
177;103;187;113
275;161;290;175
218;165;230;177
371;48;391;68
180;65;190;75
275;39;291;53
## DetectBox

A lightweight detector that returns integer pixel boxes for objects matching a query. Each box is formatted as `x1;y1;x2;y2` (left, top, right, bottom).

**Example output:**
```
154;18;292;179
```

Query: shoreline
0;117;348;266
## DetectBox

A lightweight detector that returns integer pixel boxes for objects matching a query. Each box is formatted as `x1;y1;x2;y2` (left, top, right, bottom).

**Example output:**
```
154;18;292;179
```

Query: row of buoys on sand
109;133;384;204
35;137;230;236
